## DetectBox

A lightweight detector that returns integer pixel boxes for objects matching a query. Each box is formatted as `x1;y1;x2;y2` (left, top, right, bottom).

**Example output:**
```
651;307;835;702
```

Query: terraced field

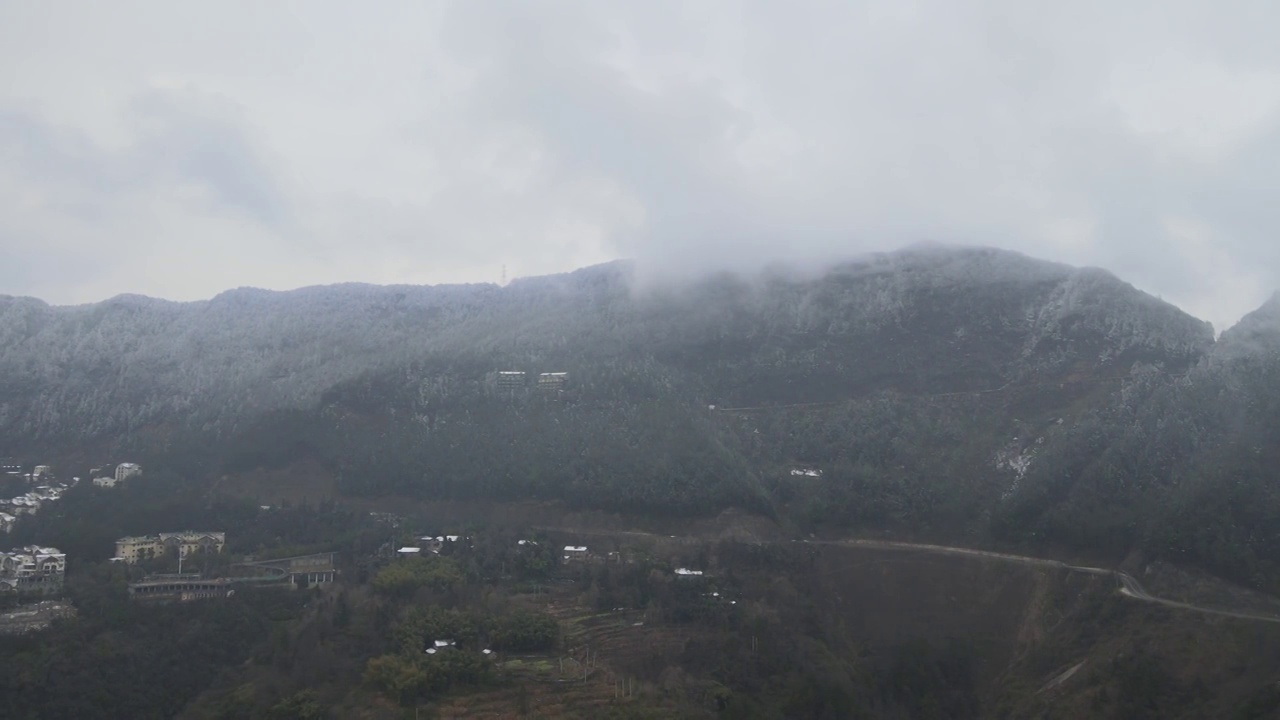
424;597;704;718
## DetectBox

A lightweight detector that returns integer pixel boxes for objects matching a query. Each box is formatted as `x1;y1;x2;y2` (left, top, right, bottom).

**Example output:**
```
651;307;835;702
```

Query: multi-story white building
114;531;226;564
495;371;527;391
538;372;568;392
0;546;66;594
114;463;142;482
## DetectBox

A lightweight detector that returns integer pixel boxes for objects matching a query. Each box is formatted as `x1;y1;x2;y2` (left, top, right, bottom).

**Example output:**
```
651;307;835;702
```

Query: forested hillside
7;246;1280;589
994;293;1280;588
0;247;1211;444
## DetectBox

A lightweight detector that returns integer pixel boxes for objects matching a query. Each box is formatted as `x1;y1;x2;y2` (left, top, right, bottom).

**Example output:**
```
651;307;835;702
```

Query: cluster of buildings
115;529;228;602
92;462;141;489
423;639;496;659
493;370;569;393
558;545;624;566
0;460;142;532
113;531;226;564
397;534;467;557
113;527;337;602
0;464;74;533
0;545;66;594
556;542;707;580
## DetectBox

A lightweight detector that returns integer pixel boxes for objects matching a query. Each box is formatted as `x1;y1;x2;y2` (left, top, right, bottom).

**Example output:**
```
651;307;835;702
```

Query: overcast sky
1;1;1277;331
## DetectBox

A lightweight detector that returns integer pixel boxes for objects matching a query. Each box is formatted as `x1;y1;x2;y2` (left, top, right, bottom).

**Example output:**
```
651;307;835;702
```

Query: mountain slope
9;245;1269;585
0;247;1210;443
993;290;1280;588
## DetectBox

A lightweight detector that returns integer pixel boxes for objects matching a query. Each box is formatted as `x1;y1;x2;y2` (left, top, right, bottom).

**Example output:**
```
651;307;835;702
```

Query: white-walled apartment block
114;463;142;482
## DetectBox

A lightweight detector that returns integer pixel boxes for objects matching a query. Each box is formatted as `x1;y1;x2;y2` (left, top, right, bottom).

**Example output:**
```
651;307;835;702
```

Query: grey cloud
0;88;287;227
128;89;289;227
0;0;1277;331
0;109;124;201
437;0;1280;330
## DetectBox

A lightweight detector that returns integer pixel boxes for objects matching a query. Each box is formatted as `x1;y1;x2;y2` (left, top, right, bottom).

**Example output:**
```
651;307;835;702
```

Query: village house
9;496;40;515
0;480;66;526
92;477;119;488
418;535;463;554
563;545;589;562
425;639;456;655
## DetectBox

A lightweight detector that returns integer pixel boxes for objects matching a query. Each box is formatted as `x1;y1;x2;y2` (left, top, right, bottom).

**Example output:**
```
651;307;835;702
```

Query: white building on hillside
538;372;568;392
115;463;142;482
0;546;66;593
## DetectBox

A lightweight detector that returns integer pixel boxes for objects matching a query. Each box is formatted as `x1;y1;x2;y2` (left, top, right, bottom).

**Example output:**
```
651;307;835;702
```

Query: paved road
1040;660;1087;693
825;538;1280;624
534;527;1280;624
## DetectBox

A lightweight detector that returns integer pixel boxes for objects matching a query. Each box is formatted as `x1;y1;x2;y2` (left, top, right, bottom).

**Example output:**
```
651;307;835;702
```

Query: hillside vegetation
6;246;1280;591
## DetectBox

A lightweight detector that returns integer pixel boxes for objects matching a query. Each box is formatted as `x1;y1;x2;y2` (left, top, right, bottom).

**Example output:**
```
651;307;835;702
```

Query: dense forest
3;246;1279;593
